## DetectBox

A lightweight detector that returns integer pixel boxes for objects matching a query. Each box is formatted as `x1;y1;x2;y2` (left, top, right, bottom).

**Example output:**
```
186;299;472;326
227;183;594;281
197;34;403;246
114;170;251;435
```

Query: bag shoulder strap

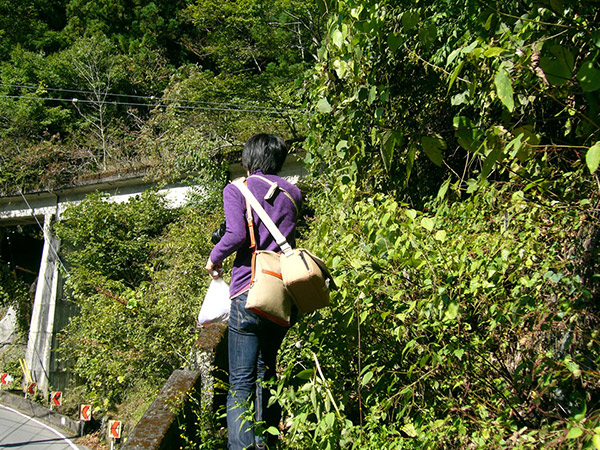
247;174;299;218
232;178;293;256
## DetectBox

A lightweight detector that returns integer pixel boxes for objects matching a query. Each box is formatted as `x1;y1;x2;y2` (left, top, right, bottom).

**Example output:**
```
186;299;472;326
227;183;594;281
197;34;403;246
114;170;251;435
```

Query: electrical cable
0;82;293;109
0;83;311;115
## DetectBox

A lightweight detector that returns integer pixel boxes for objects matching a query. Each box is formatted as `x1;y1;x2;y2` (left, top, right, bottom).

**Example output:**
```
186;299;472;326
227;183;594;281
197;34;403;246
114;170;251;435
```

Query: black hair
241;133;288;175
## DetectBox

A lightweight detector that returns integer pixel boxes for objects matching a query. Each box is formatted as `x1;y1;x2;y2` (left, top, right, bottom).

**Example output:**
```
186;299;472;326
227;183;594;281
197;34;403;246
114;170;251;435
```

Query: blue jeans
227;291;290;450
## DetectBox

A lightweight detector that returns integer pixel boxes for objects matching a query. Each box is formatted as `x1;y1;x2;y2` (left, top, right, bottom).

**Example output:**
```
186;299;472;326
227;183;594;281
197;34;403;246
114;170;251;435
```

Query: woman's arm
206;184;248;276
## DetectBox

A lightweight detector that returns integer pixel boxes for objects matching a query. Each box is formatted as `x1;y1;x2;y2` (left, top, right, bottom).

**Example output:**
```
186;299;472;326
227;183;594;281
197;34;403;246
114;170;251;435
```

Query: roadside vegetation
1;0;599;448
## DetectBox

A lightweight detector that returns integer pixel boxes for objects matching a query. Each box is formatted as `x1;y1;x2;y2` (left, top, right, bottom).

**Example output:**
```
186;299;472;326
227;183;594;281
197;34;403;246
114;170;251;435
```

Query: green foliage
276;178;600;449
273;1;600;448
0;0;319;195
54;190;222;412
305;0;600;203
184;0;324;73
0;0;66;59
62;0;194;65
0;260;30;334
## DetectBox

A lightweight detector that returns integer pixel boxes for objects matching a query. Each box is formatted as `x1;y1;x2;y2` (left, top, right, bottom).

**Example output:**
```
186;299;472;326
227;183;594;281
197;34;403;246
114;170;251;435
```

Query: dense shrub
54;190;223;415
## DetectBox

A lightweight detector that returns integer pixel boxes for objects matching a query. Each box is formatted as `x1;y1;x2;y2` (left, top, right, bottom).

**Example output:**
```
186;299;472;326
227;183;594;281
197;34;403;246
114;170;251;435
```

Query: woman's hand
205;258;223;279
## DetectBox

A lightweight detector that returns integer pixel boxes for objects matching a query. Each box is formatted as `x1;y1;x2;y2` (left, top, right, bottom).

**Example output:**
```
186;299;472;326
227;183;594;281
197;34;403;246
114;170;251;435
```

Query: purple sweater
209;171;302;297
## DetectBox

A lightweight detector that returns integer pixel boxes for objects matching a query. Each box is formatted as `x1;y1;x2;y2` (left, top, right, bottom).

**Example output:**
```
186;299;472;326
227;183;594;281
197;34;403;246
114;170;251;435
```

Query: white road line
0;404;80;449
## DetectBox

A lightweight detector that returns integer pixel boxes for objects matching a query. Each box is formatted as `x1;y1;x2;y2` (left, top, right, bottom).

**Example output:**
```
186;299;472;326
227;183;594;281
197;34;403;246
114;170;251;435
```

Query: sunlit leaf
316;97;332;113
437;178;450;200
577;61;600;92
566;427;583;439
587;142;600;173
421;217;434;231
266;426;280;436
483;47;505;57
332;29;344;49
494;68;514;112
401;423;418;437
447;60;465;93
434;230;447;242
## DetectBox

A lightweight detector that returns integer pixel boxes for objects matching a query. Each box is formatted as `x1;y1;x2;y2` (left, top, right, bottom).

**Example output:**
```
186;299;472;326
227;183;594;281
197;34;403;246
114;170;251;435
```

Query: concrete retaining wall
0;390;82;436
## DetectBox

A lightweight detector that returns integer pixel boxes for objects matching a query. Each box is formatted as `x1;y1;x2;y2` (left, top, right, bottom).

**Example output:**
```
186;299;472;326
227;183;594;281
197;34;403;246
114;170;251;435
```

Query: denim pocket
229;292;259;333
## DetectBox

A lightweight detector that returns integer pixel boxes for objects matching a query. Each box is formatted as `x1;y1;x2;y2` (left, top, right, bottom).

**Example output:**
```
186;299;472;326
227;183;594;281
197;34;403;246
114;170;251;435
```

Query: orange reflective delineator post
0;373;7;386
109;420;122;439
50;391;62;409
108;420;122;450
26;382;36;397
80;404;92;421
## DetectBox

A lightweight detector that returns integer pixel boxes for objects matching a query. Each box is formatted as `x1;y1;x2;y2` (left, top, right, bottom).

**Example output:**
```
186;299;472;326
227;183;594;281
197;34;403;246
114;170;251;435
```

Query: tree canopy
0;0;323;193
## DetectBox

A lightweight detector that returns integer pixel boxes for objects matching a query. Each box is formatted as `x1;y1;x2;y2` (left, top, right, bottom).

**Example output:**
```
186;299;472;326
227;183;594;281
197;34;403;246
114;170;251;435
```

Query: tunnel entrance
0;223;44;334
1;223;44;285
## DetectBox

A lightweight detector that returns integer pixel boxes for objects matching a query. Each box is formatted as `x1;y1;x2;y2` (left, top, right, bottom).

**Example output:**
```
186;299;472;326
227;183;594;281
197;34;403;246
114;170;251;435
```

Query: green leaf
361;370;374;386
405;209;417;220
550;45;574;70
540;47;574;86
368;86;377;105
297;369;315;380
405;144;416;186
593;30;600;49
566;427;583;439
434;230;447;242
445;302;458;320
447;60;465;93
577;61;600;92
316;97;332;113
481;148;500;179
401;11;420;31
387;33;402;52
381;130;402;172
418;24;437;47
323;412;335;427
266;426;280;436
421;217;434;231
587;142;600;174
401;423;418;438
437;178;450;200
332;29;344;49
421;136;446;166
593;434;600;449
483;47;505;57
549;0;563;11
453;116;480;152
494;68;514;112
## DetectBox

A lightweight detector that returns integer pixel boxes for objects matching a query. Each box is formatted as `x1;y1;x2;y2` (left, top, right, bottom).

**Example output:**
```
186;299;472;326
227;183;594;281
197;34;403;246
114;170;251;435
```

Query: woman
206;133;302;450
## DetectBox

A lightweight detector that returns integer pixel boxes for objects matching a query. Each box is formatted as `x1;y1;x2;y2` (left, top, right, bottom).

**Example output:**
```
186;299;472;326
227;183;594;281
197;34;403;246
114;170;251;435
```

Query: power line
0;82;287;108
0;93;308;115
0;83;311;115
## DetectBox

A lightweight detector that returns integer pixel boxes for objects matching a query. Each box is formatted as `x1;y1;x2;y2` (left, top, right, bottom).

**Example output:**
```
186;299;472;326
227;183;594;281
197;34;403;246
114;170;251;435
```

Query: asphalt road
0;404;81;449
